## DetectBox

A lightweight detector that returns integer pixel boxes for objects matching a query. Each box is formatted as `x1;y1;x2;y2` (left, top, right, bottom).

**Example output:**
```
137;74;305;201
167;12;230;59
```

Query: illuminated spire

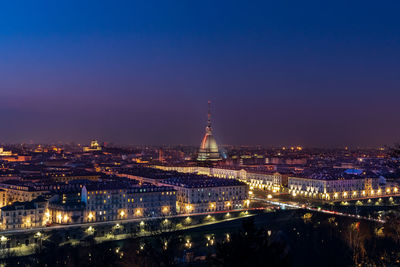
208;101;211;126
206;100;212;133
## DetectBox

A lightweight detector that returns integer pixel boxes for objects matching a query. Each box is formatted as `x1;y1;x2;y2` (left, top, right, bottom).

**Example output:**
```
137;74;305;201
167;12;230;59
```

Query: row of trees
2;209;400;266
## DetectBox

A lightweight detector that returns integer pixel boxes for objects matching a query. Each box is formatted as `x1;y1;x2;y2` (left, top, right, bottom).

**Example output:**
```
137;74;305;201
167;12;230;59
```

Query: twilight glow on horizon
1;1;400;147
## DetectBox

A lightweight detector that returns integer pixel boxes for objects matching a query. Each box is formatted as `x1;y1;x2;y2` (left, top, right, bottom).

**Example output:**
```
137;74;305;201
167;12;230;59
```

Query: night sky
1;1;400;147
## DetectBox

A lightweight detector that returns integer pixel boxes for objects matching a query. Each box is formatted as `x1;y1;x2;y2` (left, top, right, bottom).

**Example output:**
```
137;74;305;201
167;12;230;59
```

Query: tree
383;211;400;243
210;218;291;267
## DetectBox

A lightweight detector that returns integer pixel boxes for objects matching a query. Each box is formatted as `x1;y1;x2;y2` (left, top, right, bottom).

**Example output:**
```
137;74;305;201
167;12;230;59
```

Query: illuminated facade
0;182;47;204
49;203;85;225
287;175;391;200
197;101;221;162
83;140;102;152
51;173;101;183
247;172;288;192
155;165;286;192
0;190;7;208
161;177;248;214
0;148;12;156
120;167;249;214
48;190;85;225
81;184;176;222
0;197;49;230
0;155;32;162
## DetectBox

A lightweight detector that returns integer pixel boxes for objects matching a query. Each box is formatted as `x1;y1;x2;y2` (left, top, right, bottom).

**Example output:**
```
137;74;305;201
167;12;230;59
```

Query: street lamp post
35;232;42;251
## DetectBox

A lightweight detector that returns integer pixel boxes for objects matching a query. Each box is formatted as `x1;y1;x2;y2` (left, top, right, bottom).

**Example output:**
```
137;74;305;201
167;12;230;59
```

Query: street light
185;239;192;248
135;209;142;216
185;205;192;213
35;232;43;250
87;226;95;234
162;206;169;214
0;236;7;250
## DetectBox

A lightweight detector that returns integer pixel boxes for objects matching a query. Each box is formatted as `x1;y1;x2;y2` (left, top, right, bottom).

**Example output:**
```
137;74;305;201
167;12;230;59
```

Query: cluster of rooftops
120;167;246;188
1;196;47;211
161;176;245;188
83;180;174;193
295;168;382;180
0;166;248;197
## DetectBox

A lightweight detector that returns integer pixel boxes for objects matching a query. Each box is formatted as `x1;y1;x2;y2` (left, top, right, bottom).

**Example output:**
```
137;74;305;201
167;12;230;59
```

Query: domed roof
198;131;221;161
200;132;219;153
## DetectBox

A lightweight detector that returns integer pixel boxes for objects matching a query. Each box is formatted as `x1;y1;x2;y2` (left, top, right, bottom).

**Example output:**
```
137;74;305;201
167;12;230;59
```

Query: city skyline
2;1;400;146
2;2;400;266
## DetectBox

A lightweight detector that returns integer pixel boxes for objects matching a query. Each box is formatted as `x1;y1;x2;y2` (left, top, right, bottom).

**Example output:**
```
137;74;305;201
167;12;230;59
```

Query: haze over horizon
1;1;400;147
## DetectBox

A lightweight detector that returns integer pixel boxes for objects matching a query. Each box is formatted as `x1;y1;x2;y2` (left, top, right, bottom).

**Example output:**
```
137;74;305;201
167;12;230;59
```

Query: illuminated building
161;176;248;214
0;196;48;230
0;181;48;204
0;190;7;208
83;140;102;152
155;165;287;192
81;181;176;222
48;190;85;225
247;172;288;192
49;171;101;183
33;145;48;153
197;101;221;162
43;181;177;225
287;169;385;200
119;167;248;214
0;148;30;162
0;155;32;162
158;149;165;163
0;148;12;156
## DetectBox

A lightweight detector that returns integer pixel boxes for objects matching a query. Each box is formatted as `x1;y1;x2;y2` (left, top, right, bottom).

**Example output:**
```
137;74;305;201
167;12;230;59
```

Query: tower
197;101;221;162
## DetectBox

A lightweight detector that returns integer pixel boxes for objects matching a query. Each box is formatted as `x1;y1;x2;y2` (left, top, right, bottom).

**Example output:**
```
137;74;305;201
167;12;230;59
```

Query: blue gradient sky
1;1;400;147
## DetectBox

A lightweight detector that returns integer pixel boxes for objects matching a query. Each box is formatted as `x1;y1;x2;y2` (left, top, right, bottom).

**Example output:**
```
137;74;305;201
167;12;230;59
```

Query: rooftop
1;196;47;211
293;168;380;180
161;177;246;188
83;180;174;193
121;167;246;188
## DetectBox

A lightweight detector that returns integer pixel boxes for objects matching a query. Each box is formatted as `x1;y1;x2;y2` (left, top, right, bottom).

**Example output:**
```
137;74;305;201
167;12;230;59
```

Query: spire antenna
207;100;211;128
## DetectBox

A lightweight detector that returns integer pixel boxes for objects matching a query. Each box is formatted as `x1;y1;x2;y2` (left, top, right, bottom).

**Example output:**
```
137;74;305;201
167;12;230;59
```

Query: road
0;207;266;236
252;196;385;223
0;211;259;258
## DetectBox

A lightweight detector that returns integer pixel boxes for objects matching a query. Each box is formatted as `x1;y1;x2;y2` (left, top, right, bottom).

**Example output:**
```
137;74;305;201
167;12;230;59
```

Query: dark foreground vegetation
2;209;400;267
